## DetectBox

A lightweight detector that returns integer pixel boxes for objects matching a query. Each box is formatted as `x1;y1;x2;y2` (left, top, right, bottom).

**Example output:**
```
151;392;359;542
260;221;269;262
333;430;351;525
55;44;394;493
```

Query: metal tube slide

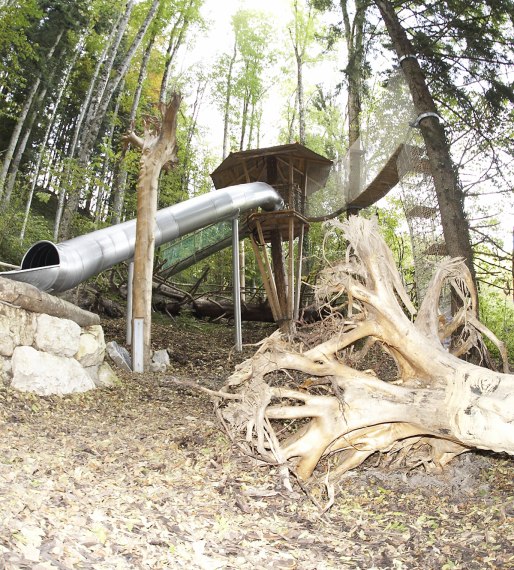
3;182;283;293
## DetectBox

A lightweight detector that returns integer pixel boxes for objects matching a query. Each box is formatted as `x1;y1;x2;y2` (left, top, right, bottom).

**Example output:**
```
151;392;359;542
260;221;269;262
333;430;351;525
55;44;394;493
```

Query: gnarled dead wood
212;217;513;487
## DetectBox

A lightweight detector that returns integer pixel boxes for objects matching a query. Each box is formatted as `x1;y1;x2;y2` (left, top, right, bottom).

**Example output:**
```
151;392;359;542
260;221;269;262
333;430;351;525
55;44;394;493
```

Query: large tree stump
214;217;513;485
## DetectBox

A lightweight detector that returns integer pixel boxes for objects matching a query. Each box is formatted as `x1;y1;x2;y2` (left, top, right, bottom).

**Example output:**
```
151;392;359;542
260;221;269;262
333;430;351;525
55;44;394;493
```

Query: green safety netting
160;220;238;275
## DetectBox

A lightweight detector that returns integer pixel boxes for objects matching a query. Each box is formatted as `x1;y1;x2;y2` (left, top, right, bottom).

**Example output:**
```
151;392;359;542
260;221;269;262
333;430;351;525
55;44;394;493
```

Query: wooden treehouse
211;143;332;332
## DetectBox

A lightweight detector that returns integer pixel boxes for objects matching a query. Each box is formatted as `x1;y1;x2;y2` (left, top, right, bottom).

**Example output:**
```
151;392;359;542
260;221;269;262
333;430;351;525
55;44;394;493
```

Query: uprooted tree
211;217;513;487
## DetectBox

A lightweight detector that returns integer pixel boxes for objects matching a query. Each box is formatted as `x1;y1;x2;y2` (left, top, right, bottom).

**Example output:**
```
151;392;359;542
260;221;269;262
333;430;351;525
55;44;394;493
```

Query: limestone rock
150;349;170;373
97;362;118;387
12;346;95;396
84;362;118;387
106;341;132;372
0;304;36;355
0;333;14;357
76;325;106;367
0;355;12;385
35;313;81;358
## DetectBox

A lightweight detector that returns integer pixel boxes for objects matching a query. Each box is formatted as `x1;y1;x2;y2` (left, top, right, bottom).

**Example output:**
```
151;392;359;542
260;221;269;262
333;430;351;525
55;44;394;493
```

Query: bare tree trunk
81;0;135;145
180;78;207;194
341;0;366;147
1;87;47;208
59;0;160;240
112;35;156;224
0;30;63;201
94;82;125;225
20;38;82;242
78;0;159;163
159;1;193;104
239;83;250;151
54;19;124;239
374;0;476;287
289;0;314;145
126;93;181;371
296;51;305;144
222;40;237;160
288;89;298;143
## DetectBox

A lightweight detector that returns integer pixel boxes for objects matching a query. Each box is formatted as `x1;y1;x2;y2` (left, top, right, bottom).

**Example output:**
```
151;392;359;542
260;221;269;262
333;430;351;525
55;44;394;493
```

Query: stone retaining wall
0;302;117;395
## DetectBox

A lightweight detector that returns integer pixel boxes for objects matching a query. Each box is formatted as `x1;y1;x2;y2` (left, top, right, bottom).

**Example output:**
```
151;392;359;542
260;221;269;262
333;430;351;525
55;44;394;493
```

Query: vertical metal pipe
132;318;144;373
126;260;134;345
232;216;242;352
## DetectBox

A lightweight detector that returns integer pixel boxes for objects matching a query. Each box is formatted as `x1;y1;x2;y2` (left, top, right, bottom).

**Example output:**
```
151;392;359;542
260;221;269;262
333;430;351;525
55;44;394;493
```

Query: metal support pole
132;318;144;373
232;216;242;352
126;261;134;345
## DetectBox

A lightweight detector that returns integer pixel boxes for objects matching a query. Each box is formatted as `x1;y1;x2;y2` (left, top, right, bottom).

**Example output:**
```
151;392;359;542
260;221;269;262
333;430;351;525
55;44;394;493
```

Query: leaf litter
0;316;512;569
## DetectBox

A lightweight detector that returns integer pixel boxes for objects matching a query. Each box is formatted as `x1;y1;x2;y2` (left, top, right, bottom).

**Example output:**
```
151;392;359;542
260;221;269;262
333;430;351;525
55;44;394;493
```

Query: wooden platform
247;211;309;243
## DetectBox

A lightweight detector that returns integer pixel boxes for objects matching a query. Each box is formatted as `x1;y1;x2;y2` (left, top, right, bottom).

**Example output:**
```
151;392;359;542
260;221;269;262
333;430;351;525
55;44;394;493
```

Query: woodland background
0;0;513;355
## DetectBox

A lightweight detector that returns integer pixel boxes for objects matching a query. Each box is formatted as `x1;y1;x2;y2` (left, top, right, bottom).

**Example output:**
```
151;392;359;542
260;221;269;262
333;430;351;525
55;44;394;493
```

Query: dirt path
0;317;513;569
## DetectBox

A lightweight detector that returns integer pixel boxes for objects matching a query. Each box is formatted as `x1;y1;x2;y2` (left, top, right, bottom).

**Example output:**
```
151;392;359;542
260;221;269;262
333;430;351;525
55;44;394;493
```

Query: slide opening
21;241;60;269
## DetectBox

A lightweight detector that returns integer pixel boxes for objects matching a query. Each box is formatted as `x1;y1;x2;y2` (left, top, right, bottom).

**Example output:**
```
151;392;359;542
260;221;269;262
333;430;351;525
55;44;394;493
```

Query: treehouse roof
210;143;332;197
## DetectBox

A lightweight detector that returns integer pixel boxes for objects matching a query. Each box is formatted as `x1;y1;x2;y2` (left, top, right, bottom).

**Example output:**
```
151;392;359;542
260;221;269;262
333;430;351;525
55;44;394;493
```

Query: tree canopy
0;0;512;341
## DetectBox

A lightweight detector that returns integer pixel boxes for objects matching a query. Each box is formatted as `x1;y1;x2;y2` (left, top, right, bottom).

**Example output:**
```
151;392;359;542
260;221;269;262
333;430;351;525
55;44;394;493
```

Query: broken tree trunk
213;217;513;485
128;93;181;371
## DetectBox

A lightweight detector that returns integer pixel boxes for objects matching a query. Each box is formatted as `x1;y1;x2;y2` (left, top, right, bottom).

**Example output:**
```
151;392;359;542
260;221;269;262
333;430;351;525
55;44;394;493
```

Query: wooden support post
250;236;281;322
270;230;290;333
288;216;295;326
255;221;282;319
126;261;134;346
128;94;181;372
232;216;242;352
294;224;305;321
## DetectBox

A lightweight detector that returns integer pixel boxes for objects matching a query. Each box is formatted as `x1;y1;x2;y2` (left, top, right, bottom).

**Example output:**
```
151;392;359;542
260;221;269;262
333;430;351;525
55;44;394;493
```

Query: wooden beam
294;224;304;321
249;234;281;321
270;230;289;331
288;217;294;324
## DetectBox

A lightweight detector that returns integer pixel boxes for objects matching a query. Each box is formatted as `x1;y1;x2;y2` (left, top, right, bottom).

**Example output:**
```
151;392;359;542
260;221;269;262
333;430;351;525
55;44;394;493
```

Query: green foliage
304;86;346;161
211;9;277;152
35;191;51;204
479;288;514;361
0;199;53;265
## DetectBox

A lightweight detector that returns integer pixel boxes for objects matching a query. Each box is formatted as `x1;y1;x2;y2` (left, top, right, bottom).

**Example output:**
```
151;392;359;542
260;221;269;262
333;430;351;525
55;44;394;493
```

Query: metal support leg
232;216;242;352
132;318;144;373
126;261;134;346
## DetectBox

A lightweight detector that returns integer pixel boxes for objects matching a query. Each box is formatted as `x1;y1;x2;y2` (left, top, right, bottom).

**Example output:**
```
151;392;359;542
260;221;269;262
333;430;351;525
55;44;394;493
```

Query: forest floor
0;314;513;570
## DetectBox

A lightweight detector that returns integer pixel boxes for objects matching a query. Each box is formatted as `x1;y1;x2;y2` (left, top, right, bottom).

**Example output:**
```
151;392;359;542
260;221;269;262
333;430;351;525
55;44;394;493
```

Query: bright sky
178;0;342;152
179;0;514;247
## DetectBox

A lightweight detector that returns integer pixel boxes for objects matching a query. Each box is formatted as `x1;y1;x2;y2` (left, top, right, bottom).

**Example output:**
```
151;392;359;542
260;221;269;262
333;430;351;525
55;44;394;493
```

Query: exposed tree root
211;218;513;495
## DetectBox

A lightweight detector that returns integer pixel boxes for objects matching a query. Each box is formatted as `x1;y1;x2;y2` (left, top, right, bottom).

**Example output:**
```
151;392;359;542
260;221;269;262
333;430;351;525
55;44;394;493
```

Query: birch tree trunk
341;0;367;147
222;40;237;160
94;81;125;225
59;0;160;241
53;34;114;239
80;0;135;148
0;30;63;201
20;37;83;242
78;0;159;163
1;86;49;210
290;0;308;145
